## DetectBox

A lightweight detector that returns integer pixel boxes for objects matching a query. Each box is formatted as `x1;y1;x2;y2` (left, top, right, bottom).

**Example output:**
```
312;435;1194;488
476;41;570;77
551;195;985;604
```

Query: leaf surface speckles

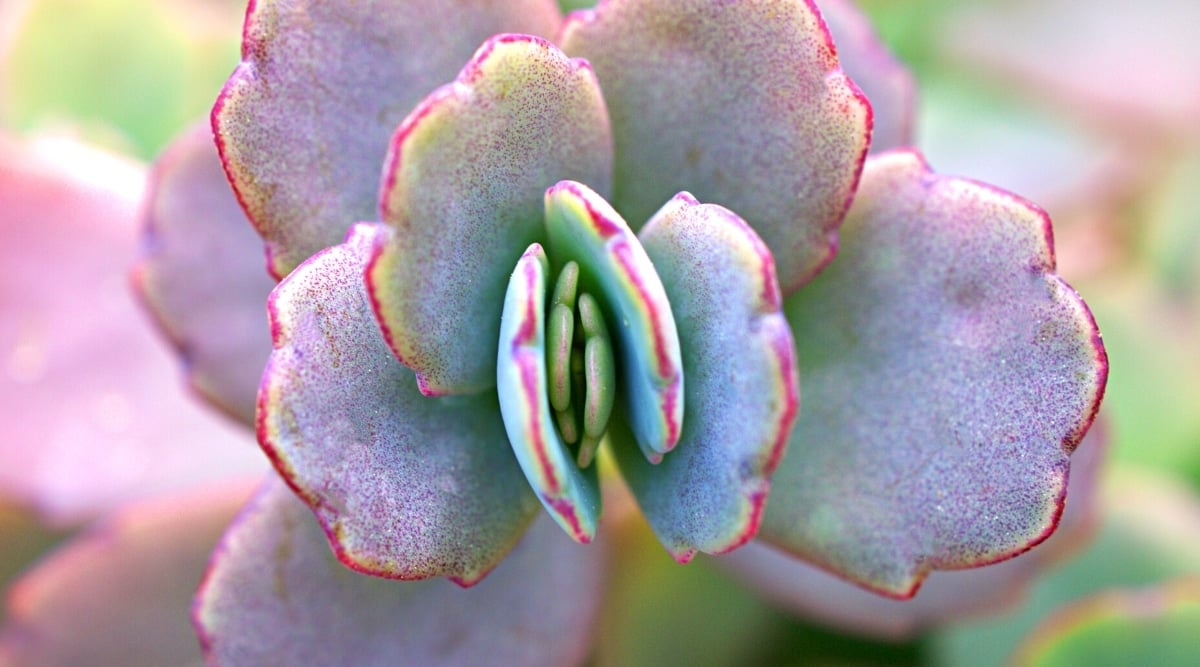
259;223;538;584
213;0;562;277
761;149;1107;597
367;35;612;396
563;0;872;291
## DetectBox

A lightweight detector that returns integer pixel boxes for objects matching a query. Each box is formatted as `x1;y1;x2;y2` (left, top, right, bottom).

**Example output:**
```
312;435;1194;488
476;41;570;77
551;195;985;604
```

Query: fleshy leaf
367;34;613;396
562;0;872;291
0;133;264;524
212;0;563;278
195;477;604;667
817;0;916;151
259;223;539;584
132;122;275;426
497;244;601;543
0;480;255;666
723;423;1107;639
610;192;798;561
544;181;683;459
1013;579;1200;667
760;149;1108;597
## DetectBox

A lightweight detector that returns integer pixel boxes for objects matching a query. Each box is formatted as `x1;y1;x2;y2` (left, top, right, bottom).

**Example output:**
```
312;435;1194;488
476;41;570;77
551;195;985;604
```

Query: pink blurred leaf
0;479;257;666
133;122;275;426
0;134;264;524
943;0;1200;134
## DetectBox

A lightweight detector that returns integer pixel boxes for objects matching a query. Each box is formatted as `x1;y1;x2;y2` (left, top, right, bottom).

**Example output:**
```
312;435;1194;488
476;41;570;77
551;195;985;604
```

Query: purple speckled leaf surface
259;222;538;585
195;477;604;667
0;134;264;524
0;480;257;667
213;0;563;278
562;0;872;291
760;149;1107;597
367;34;613;396
132;122;275;426
723;423;1106;638
817;0;915;151
611;192;798;561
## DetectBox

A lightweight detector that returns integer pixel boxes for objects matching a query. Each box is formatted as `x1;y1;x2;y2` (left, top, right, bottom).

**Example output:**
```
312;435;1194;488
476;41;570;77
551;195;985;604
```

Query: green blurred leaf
930;470;1200;667
2;0;242;158
1016;579;1200;667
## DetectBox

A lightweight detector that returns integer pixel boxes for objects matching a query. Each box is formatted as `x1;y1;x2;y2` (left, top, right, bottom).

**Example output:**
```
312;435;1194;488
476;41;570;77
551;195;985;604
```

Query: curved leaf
195;477;604;667
260;223;538;584
612;192;798;561
132;122;275;426
722;423;1106;638
761;149;1108;597
0;480;255;666
497;243;601;543
367;34;613;396
213;0;563;277
1013;579;1200;667
562;0;872;291
543;182;682;459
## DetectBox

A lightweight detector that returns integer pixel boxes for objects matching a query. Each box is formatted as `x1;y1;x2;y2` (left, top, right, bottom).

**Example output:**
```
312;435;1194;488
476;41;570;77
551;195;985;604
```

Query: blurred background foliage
2;0;1197;664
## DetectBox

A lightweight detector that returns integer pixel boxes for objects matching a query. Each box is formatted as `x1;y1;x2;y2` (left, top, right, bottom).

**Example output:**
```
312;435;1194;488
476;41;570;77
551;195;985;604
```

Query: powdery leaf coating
817;0;916;151
213;0;563;278
0;480;256;667
132;122;275;426
497;244;601;543
611;193;798;562
562;0;872;292
259;223;539;584
722;424;1106;639
195;478;605;667
1013;579;1200;667
543;182;682;460
0;134;264;524
368;34;613;396
760;149;1108;597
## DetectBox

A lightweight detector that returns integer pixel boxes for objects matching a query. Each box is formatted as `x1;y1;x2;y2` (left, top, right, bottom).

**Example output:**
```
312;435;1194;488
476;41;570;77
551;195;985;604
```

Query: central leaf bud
495;180;685;543
546;261;616;469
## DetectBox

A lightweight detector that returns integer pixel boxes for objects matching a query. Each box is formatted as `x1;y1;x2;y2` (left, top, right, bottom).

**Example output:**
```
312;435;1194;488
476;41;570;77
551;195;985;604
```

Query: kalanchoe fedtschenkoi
126;0;1107;656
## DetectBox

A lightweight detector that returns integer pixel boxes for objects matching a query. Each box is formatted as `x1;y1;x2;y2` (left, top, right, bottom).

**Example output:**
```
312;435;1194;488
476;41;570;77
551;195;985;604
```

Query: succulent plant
1;0;1112;664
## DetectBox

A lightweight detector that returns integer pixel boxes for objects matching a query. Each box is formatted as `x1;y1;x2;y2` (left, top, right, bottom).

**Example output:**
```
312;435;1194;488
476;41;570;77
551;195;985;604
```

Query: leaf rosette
124;0;1107;656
